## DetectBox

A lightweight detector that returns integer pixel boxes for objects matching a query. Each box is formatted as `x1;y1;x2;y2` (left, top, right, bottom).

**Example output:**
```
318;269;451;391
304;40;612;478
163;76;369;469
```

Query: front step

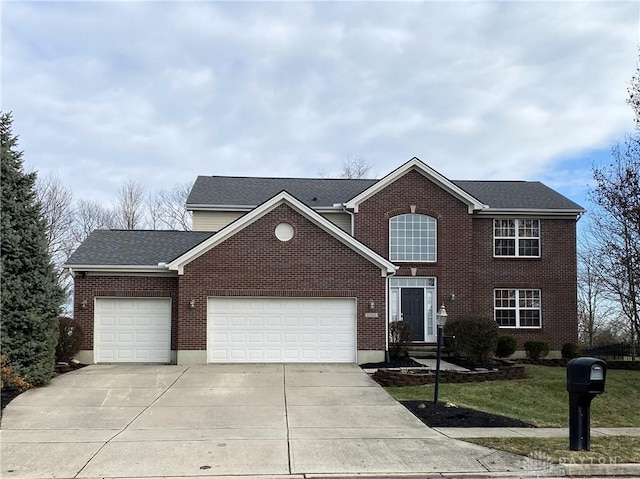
407;343;439;359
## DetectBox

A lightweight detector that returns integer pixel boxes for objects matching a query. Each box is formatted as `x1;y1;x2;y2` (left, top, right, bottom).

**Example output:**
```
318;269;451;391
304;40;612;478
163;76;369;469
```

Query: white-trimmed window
494;219;540;257
390;214;437;262
494;289;542;328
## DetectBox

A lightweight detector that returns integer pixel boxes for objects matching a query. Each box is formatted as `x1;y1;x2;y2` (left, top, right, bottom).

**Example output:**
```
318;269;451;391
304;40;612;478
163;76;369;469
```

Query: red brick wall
178;204;387;351
471;217;579;350
353;168;579;350
73;276;179;350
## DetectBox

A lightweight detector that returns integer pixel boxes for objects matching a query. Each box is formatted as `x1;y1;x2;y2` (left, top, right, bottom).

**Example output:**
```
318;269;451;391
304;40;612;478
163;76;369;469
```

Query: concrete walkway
0;363;557;478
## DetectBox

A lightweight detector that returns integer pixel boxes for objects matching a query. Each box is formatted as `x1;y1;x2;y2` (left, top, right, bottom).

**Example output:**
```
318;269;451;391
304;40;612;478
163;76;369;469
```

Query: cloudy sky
2;1;638;209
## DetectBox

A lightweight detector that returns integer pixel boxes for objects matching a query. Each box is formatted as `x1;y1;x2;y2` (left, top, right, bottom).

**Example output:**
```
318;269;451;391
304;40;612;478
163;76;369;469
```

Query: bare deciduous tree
340;156;375;179
35;172;75;269
588;135;640;351
157;182;192;231
114;180;146;229
72;199;116;244
146;190;165;230
577;240;617;345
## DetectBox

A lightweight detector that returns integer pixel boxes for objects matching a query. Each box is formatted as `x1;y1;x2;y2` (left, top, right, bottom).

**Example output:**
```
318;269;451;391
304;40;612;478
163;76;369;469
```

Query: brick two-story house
66;158;584;364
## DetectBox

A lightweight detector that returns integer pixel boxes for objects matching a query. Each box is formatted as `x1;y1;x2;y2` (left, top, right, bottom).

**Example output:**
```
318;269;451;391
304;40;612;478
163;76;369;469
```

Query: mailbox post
566;357;607;451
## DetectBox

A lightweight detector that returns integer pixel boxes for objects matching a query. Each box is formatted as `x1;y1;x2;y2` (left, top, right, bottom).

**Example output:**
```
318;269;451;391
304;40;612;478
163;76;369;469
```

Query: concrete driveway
1;364;545;478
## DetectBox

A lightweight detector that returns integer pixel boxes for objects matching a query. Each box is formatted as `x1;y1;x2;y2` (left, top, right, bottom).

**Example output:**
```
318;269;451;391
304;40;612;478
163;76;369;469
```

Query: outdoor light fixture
449;292;456;301
80;298;88;309
189;298;196;309
369;300;375;310
434;304;448;404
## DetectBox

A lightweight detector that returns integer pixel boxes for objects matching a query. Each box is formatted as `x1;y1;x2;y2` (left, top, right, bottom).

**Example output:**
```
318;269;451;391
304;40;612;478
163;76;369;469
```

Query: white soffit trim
344;157;487;214
65;265;176;275
168;191;397;276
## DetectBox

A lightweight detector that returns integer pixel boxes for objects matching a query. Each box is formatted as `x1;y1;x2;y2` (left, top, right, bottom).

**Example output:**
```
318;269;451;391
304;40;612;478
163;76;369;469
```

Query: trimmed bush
561;342;581;359
389;321;413;360
444;316;499;364
55;317;84;363
495;334;517;358
524;340;549;360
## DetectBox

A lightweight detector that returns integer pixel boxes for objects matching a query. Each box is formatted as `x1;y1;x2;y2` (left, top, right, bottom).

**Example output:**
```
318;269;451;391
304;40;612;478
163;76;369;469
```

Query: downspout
341;204;355;236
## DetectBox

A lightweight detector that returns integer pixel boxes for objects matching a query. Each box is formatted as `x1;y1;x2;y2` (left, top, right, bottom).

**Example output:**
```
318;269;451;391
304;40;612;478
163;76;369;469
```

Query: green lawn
386;365;640;427
467;437;640;464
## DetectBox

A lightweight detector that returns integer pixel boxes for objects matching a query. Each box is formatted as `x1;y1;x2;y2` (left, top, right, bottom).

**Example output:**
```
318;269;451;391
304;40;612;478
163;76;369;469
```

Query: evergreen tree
1;112;63;387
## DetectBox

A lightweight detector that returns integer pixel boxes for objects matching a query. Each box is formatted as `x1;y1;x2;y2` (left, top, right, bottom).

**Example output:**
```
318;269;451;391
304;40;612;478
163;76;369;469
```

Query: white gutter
65;264;174;275
477;208;585;216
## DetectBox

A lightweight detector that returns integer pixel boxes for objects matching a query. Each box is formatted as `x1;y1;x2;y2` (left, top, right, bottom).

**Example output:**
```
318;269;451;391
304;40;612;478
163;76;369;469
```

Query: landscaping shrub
55;317;84;363
0;354;32;392
561;342;581;359
389;321;413;359
524;340;550;360
444;316;499;364
495;334;517;358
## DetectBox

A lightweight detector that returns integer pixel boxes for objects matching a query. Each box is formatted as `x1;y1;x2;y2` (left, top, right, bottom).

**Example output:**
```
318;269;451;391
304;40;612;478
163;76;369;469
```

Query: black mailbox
567;357;607;394
566;357;607;451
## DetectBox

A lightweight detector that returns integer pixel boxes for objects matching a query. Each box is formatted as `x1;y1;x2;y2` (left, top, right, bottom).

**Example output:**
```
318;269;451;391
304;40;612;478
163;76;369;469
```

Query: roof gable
169;191;397;276
344;157;487;213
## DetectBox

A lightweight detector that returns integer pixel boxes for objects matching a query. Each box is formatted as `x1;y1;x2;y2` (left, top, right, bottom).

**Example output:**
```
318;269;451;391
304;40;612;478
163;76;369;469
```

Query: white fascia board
344;157;487;213
169;191;398;276
65;265;175;275
477;208;585;218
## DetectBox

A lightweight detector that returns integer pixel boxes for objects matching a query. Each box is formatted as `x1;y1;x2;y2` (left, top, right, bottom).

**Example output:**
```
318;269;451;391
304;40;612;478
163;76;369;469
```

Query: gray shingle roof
187;175;583;211
187;176;377;208
66;230;214;266
452;181;584;210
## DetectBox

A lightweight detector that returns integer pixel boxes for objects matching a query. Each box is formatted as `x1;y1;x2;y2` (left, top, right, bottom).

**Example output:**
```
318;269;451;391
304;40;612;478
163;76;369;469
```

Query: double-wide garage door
207;298;356;363
95;298;171;363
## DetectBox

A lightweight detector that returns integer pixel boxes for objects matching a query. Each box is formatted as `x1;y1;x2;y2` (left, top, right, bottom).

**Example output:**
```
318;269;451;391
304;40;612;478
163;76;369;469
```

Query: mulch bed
360;358;426;369
401;400;535;428
1;389;21;412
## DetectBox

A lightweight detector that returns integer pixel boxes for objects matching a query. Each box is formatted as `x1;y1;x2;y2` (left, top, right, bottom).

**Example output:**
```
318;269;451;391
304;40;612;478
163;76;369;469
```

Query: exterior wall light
80;298;88;309
369;300;375;310
189;298;196;309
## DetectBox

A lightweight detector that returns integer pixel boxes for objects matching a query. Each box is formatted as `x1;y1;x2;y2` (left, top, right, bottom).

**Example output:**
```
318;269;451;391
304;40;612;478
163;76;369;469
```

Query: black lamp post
433;304;448;404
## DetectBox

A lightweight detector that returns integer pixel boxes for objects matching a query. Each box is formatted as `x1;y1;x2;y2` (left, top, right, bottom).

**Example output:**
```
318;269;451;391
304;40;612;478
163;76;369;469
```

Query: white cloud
2;1;637;207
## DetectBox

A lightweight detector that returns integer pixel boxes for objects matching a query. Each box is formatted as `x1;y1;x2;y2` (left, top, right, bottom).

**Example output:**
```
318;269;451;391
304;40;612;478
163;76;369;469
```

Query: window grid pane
494;219;540;257
390;214;436;261
494;289;541;328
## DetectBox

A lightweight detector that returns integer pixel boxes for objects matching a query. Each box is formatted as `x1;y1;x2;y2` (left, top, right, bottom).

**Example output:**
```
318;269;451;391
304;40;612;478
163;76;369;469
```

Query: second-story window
390;214;437;262
494;219;540;257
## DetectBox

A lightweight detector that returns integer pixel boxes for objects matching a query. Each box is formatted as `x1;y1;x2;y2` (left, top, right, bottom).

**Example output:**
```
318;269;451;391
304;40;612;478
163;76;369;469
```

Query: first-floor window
494;289;541;328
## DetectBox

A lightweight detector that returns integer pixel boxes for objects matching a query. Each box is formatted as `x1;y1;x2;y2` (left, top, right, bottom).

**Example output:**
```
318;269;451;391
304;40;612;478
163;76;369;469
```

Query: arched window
389;214;437;262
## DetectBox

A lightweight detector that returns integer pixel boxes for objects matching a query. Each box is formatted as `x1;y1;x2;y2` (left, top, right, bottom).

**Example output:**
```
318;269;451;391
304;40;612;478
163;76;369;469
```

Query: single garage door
207;297;356;363
94;298;171;363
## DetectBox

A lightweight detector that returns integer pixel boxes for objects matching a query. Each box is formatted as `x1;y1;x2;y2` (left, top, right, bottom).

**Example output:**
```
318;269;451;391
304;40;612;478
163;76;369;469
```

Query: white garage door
207;298;356;363
95;298;171;363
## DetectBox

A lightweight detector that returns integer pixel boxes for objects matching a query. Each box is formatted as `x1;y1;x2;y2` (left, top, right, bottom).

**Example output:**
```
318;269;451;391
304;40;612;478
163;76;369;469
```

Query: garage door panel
207;298;356;363
95;298;171;363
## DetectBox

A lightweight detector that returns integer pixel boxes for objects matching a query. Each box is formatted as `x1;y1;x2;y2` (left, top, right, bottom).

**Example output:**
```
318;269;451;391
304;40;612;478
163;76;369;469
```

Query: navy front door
401;288;424;341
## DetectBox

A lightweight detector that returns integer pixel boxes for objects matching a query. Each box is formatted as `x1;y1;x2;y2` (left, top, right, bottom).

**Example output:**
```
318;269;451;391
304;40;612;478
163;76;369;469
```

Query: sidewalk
434;426;640;438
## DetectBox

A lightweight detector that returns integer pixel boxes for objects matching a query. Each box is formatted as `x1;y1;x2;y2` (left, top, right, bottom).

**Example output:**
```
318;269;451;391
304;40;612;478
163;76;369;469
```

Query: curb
562;463;640;477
